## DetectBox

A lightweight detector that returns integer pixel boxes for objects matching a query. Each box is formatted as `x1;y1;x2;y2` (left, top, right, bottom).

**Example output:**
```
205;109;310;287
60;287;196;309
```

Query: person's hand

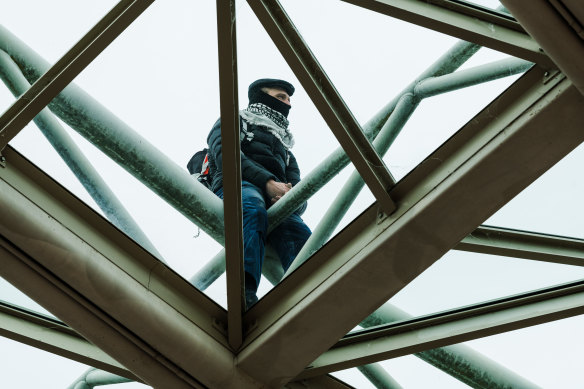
266;179;292;204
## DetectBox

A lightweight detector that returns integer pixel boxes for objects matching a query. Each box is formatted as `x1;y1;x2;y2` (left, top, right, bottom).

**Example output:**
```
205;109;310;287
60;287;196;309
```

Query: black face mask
248;89;291;117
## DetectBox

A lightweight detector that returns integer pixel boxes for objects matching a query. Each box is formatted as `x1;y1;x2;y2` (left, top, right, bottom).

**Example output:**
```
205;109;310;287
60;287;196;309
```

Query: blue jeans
215;181;311;307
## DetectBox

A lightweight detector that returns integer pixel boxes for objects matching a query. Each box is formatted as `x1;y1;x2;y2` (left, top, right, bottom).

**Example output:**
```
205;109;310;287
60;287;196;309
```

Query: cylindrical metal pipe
85;369;133;386
414;57;533;98
0;50;164;260
357;364;403;389
0;25;225;244
190;40;483;290
361;304;541;389
285;94;418;276
285;57;532;276
266;40;482;230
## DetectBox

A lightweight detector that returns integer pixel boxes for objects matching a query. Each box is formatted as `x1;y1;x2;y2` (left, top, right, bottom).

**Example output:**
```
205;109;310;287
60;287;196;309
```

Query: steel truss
0;0;583;388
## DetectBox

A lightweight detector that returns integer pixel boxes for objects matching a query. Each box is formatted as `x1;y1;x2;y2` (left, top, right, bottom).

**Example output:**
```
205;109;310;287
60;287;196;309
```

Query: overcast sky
1;0;584;388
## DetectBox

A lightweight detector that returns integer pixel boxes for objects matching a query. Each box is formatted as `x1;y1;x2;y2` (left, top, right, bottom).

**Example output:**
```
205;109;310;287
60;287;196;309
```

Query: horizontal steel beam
300;280;584;377
0;0;154;149
0;300;136;381
236;69;584;386
340;0;553;67
457;225;584;267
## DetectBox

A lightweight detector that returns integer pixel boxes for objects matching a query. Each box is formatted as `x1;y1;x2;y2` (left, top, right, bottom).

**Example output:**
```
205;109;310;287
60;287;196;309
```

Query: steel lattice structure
0;0;583;388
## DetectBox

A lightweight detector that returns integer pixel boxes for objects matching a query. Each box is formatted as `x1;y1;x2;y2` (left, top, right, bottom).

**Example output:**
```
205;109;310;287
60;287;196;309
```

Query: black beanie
248;78;295;117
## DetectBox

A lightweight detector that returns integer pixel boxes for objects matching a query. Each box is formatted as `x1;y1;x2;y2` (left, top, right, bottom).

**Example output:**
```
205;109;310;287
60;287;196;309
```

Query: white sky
1;0;584;388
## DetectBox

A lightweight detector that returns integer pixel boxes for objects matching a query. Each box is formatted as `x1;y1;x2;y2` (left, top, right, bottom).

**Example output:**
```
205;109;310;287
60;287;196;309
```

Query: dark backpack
187;148;212;189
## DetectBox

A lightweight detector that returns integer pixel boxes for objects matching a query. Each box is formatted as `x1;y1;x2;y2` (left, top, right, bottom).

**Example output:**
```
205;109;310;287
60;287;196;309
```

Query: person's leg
214;182;267;308
240;182;268;308
268;213;312;272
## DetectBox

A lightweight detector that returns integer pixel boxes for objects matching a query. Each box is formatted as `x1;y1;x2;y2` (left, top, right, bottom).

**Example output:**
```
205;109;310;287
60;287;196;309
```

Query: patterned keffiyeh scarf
241;103;295;150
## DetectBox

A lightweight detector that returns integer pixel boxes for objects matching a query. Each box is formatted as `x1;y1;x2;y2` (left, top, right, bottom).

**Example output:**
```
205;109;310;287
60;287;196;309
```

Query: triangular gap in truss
237;66;584;385
0;276;50;316
233;0;384;297
386;250;584;320
0;1;118;65
467;314;584;388
487;141;584;239
0;336;112;388
0;3;231;306
388;61;525;181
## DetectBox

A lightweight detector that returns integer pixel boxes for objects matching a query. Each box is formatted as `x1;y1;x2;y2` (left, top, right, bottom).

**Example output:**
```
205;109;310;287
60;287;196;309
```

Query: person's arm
285;151;308;215
207;118;277;192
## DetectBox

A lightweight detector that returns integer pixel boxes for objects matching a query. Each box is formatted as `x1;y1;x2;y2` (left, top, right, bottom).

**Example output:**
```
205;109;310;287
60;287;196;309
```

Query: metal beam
0;0;154;150
0;300;136;381
0;49;163;260
284;93;419;277
0;25;226;244
68;369;133;389
247;0;397;214
457;225;584;267
339;0;553;67
300;280;584;378
235;69;584;386
502;0;584;94
0;146;260;389
216;0;245;350
191;39;483;293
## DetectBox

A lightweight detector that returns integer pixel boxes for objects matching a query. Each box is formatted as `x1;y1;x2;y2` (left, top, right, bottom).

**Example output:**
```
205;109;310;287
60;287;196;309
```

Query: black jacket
207;116;306;214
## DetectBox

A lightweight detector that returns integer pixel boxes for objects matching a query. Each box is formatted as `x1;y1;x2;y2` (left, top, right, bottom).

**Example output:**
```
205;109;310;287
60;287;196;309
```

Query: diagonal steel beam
0;300;137;381
299;280;584;378
247;0;396;214
339;0;553;67
0;146;259;388
0;25;226;244
0;0;155;150
235;69;584;386
0;49;163;260
457;225;584;267
502;0;584;94
216;0;245;350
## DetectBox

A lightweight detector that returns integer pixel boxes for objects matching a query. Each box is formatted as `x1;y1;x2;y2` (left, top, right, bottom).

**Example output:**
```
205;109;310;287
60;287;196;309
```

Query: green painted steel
285;57;532;277
357;364;403;389
414;57;533;98
68;368;132;389
0;25;226;245
0;50;164;260
361;304;541;389
285;94;419;277
0;14;535;389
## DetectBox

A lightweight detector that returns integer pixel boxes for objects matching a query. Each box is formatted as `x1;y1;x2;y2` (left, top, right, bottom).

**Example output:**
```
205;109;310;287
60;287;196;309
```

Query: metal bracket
543;69;562;84
0;151;6;168
377;207;389;225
